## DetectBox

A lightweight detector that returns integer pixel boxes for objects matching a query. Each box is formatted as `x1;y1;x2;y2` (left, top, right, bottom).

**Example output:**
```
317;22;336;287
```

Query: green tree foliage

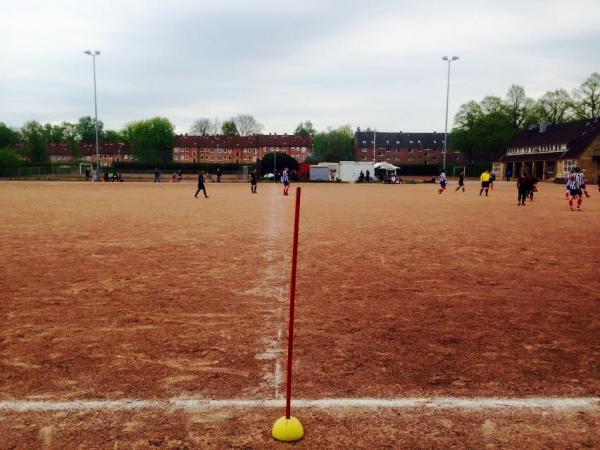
21;121;49;163
123;117;175;164
451;96;515;163
221;120;239;136
0;122;20;148
505;85;536;129
103;129;122;142
536;89;574;124
0;147;23;172
261;152;298;174
76;116;104;143
294;121;316;136
311;125;354;162
572;72;600;120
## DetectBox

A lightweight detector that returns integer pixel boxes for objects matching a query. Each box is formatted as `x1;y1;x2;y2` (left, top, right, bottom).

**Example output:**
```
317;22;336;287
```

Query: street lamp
442;55;459;171
84;50;101;177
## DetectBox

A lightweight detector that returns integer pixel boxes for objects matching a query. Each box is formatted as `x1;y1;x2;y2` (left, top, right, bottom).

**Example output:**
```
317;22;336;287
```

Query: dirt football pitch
0;179;599;449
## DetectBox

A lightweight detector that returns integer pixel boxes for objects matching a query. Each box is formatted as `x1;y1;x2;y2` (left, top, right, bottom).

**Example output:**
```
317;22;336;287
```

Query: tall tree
62;122;81;160
311;125;354;162
504;85;536;129
190;118;212;136
294;121;316;136
124;117;175;164
480;96;505;115
572;72;600;120
103;130;122;142
221;120;239;136
21;121;49;163
76;116;104;143
0;122;19;148
536;89;573;124
453;101;483;129
451;97;515;163
232;114;263;136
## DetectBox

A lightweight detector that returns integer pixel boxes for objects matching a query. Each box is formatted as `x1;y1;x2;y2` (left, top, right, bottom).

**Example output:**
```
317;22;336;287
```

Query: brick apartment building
14;142;133;166
173;134;312;164
354;131;463;165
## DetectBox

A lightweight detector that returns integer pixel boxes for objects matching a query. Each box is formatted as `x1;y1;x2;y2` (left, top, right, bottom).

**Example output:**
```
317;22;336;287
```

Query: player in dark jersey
455;170;465;192
517;171;532;206
250;169;258;194
194;171;209;199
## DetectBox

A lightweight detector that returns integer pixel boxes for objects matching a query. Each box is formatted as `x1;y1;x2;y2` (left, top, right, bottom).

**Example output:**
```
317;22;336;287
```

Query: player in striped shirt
580;169;591;198
566;168;583;211
438;171;447;194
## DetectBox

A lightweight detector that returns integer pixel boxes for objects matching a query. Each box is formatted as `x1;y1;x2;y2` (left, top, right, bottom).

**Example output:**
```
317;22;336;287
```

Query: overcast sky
2;0;599;134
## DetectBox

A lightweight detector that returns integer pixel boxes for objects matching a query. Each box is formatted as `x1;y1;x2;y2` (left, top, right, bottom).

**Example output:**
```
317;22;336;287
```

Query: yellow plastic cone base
272;416;304;442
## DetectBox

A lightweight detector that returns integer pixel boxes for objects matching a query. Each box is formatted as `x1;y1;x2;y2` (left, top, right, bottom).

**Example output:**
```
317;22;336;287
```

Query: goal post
79;163;93;176
452;166;466;177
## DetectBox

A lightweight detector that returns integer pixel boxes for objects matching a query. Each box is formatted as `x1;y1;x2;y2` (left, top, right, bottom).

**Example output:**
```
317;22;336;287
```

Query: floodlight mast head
94;50;101;55
452;56;459;61
84;50;92;55
442;56;448;61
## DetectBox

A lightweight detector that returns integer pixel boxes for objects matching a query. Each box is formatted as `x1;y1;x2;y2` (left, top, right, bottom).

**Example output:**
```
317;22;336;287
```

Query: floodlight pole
442;56;458;171
85;50;101;177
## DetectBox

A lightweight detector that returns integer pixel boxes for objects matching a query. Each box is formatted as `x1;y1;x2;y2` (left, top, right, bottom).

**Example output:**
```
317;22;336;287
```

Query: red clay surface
0;180;599;448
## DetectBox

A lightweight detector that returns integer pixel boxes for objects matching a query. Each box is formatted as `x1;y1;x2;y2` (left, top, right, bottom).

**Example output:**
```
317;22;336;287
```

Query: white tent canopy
374;162;399;171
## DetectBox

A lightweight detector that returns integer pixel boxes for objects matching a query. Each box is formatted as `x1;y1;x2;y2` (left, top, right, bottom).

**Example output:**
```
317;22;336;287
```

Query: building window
492;162;501;173
563;160;576;172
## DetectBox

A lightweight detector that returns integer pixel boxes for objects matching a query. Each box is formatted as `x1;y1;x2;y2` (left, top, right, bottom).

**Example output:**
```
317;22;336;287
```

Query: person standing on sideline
195;171;209;199
490;172;496;190
282;167;290;196
216;168;222;183
154;168;161;183
479;169;491;196
438;171;447;194
506;168;512;182
455;170;465;192
566;167;583;211
250;169;258;194
365;170;371;183
517;171;532;206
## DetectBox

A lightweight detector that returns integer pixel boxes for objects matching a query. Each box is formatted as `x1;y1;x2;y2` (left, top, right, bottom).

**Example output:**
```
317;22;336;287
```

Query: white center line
0;397;597;412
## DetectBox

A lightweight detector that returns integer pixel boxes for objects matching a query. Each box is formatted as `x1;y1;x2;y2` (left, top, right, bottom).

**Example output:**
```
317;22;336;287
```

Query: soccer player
194;171;209;199
580;169;591;198
282;167;290;196
250;169;258;194
517;171;532;206
490;172;496;190
455;170;465;192
438;171;447;194
479;170;491;196
566;168;583;211
528;175;539;201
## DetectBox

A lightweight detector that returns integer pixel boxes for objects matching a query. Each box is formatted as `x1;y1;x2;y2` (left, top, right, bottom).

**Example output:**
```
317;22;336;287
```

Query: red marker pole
285;186;301;419
272;187;304;442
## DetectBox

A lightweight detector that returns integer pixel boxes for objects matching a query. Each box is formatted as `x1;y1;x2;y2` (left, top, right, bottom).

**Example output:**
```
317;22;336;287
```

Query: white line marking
0;397;597;412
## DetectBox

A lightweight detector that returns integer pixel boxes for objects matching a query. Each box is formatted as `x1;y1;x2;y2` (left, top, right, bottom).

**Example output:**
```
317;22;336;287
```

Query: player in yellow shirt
479;170;491;196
